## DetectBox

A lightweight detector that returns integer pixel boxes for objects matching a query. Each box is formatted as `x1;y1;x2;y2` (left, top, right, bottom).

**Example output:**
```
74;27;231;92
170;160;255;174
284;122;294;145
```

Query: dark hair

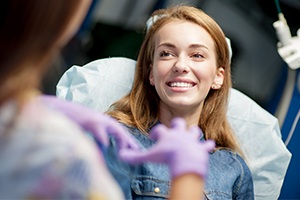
0;0;89;105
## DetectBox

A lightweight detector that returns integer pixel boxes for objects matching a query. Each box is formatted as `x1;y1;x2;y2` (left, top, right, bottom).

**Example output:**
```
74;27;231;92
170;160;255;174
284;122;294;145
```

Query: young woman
106;5;254;199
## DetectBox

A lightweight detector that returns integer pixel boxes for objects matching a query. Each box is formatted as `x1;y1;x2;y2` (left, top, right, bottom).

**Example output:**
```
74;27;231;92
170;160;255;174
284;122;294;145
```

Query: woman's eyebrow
157;42;176;48
189;44;209;50
157;43;209;50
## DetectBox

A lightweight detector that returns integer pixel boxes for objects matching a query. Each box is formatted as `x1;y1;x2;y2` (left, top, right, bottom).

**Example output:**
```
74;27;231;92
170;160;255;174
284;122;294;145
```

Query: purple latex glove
119;118;215;178
39;95;139;150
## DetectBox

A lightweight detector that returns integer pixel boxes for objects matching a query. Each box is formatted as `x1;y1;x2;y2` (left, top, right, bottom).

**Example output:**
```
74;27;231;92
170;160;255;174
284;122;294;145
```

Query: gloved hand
39;95;139;150
119;118;215;178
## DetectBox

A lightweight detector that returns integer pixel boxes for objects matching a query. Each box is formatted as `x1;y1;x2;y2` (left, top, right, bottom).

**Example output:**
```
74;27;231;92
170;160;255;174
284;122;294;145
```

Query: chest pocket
131;175;170;199
204;191;232;200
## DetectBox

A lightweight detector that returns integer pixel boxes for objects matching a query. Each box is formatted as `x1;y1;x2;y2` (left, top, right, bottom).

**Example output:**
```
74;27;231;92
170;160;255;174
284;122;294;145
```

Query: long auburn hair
0;0;89;106
107;5;241;153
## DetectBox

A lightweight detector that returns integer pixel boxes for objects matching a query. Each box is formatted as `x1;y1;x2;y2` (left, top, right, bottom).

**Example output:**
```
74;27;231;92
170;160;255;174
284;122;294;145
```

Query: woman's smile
166;78;197;92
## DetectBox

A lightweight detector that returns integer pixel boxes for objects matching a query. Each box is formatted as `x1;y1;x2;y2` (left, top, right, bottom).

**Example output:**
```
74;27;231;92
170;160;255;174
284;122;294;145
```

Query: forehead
154;20;215;50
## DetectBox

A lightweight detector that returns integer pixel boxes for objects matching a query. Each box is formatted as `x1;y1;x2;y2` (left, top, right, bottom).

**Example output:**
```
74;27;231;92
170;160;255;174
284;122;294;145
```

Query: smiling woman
150;20;224;123
105;5;254;200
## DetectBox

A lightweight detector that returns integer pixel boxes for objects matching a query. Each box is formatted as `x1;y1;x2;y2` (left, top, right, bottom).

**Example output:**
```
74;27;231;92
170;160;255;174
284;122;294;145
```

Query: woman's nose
172;57;190;73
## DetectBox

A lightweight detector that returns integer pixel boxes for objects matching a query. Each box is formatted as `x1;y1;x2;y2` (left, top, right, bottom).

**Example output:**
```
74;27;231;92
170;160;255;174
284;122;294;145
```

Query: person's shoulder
0;100;118;199
21;99;100;160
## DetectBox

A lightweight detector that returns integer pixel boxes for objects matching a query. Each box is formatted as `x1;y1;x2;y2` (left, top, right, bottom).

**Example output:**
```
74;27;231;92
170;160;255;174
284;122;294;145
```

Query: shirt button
154;187;160;193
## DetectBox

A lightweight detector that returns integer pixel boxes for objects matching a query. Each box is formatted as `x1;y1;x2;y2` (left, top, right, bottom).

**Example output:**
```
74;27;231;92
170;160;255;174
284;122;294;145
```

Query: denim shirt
103;125;254;200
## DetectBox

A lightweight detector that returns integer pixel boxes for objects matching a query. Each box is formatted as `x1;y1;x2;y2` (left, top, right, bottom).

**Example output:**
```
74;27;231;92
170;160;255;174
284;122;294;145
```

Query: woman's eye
160;51;172;57
192;53;204;58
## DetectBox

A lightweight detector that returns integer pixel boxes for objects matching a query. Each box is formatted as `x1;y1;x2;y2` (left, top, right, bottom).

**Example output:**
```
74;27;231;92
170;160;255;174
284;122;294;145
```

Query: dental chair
56;56;291;200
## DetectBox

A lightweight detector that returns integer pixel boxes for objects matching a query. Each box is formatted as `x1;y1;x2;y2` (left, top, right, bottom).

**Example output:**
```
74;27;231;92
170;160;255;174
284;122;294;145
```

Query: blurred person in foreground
0;1;127;199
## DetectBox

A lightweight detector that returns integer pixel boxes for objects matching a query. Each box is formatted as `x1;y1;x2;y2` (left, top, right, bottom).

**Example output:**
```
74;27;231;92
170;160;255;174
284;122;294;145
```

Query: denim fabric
104;125;254;200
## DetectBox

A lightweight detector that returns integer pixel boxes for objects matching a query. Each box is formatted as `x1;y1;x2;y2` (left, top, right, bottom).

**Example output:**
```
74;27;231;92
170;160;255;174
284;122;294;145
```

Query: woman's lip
167;81;195;87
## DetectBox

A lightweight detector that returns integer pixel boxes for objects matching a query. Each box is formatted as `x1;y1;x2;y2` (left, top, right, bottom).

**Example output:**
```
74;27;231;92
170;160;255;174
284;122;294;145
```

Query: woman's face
150;20;224;113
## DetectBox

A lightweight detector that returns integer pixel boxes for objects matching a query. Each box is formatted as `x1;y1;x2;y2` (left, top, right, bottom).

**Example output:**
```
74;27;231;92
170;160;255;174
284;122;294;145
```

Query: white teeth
170;82;193;87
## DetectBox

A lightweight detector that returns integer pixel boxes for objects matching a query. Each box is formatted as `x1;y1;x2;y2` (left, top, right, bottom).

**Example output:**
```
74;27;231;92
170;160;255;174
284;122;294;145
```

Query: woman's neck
158;103;203;128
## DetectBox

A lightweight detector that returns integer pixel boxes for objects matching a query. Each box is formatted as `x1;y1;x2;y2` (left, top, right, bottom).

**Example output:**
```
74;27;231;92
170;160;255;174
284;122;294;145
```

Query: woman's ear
211;67;224;89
